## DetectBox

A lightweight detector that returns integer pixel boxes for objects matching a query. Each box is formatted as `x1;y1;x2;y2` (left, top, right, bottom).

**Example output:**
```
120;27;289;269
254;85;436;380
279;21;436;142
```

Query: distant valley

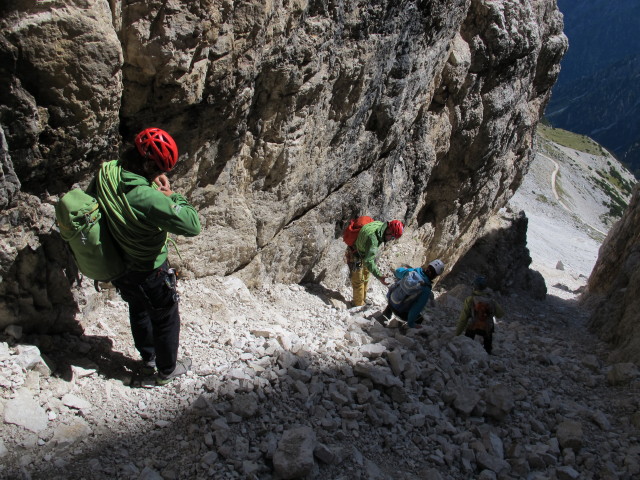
545;0;640;177
509;124;636;297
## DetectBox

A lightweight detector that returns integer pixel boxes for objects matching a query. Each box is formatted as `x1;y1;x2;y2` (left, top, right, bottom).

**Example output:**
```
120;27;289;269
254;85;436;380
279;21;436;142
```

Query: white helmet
428;259;445;276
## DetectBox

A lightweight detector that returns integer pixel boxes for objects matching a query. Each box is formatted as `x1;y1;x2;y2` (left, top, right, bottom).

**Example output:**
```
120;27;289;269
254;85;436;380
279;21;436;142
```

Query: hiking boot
371;311;389;325
156;357;192;385
348;304;366;312
140;356;156;376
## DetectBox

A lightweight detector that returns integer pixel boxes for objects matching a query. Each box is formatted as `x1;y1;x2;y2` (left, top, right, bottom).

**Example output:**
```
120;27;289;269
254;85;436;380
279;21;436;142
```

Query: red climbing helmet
387;220;404;239
134;127;179;172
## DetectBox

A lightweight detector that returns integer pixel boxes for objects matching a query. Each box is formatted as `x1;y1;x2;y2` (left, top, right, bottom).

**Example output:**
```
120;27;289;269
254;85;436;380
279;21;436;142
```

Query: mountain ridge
546;0;640;175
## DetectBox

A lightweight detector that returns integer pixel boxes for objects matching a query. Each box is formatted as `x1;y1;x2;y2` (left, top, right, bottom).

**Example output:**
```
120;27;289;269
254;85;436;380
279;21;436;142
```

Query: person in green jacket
98;127;201;385
455;275;504;354
350;219;404;307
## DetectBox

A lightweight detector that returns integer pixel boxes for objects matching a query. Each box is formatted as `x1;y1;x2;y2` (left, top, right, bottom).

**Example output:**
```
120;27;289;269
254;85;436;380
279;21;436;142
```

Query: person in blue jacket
381;259;445;329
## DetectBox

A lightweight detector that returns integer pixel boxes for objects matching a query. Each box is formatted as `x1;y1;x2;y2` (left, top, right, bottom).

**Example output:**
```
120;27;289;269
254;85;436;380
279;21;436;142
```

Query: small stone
484;384;514;421
590;410;611;431
13;345;43;370
607;363;639;386
0;342;10;361
386;349;405;376
556;420;583;451
201;450;218;465
360;343;386;359
4;325;22;340
314;443;337;464
556;466;580;480
476;451;509;474
52;419;92;446
139;466;163;480
353;363;402;388
232;393;259;418
71;365;97;378
0;440;8;458
4;390;48;433
452;387;481;416
631;412;640;429
61;393;92;411
273;426;316;479
242;460;259;476
581;355;600;372
421;469;444;480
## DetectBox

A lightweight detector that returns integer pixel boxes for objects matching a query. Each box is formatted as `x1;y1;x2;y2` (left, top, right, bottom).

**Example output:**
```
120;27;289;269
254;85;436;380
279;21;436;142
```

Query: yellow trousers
350;266;370;306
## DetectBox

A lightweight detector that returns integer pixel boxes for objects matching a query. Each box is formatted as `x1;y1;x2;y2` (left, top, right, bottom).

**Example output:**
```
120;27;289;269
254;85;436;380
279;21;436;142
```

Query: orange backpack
470;296;494;332
342;216;374;247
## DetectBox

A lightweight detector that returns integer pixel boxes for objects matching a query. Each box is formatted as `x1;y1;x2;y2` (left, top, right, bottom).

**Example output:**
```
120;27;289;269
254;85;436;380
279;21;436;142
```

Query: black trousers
465;328;493;354
382;305;409;322
112;262;180;375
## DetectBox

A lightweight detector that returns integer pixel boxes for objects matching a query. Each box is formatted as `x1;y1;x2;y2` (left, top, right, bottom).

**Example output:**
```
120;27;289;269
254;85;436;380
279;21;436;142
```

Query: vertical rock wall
0;0;567;332
584;184;640;364
0;0;123;331
441;209;547;299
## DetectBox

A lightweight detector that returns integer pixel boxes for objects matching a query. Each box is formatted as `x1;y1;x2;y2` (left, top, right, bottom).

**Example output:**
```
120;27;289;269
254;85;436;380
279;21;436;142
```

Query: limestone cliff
441;209;547;300
584;183;640;364
0;0;567;331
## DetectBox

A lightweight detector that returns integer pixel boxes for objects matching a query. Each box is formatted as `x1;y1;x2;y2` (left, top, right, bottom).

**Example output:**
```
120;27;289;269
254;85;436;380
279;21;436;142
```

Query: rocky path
546;153;573;214
541;152;607;237
1;273;639;480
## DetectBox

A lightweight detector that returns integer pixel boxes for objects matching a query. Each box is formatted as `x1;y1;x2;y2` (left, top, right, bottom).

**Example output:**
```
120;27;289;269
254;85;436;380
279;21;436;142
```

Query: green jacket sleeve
455;296;473;335
360;237;381;278
130;186;201;237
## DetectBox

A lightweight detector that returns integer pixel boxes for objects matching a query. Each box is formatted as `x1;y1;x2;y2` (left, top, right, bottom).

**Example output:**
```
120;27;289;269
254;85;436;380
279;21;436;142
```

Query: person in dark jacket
96;128;201;385
349;220;404;307
455;275;504;354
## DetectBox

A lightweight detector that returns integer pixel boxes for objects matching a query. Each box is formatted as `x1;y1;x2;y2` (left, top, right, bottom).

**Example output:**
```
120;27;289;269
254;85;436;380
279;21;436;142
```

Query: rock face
584;183;640;364
0;0;567;331
442;209;547;299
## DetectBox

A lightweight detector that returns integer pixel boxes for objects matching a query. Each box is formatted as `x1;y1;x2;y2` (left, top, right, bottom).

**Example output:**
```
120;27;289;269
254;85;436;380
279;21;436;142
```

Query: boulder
273;426;316;479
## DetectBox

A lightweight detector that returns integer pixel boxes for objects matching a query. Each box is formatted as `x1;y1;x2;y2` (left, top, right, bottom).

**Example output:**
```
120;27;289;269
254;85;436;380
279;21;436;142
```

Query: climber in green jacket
350;220;404;307
455;275;504;354
97;159;201;272
96;127;201;385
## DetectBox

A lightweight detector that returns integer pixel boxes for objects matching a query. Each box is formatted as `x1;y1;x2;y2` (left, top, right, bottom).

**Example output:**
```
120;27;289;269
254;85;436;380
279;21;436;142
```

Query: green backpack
55;188;126;282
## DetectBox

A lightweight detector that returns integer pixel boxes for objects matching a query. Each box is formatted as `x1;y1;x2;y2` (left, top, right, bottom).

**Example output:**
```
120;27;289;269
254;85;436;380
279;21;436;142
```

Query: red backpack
342;216;374;247
470;296;495;332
